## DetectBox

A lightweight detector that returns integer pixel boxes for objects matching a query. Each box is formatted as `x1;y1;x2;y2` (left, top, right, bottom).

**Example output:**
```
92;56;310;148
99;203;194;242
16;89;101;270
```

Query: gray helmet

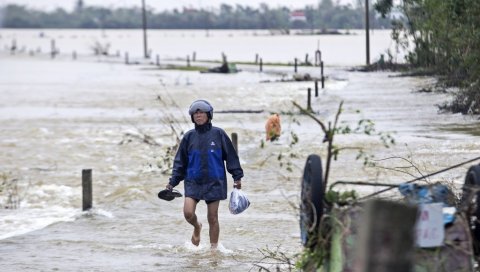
188;99;213;122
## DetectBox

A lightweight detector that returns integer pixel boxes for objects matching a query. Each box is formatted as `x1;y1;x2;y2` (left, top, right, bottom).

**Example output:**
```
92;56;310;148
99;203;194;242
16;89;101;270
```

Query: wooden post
192;51;196;62
307;88;312;111
294;58;298;73
305;53;309;65
231;133;238;154
315;49;322;66
259;58;263;72
321;61;325;88
156;54;160;66
141;0;148;59
125;52;129;64
221;52;227;63
51;39;56;59
315;80;319;97
255;53;259;64
186;55;191;67
354;200;417;272
10;39;17;54
365;0;370;66
82;169;93;211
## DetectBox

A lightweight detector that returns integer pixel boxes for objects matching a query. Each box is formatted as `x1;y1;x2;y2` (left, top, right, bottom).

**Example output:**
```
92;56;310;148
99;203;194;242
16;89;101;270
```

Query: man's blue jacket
169;123;244;201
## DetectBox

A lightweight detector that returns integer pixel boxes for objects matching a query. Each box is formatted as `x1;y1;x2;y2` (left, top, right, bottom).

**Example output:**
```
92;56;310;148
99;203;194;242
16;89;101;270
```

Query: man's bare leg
184;197;202;246
207;200;220;249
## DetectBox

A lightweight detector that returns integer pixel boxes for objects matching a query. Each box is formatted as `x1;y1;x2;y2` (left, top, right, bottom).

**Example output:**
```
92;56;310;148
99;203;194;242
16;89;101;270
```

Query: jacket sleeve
221;131;244;181
169;136;189;187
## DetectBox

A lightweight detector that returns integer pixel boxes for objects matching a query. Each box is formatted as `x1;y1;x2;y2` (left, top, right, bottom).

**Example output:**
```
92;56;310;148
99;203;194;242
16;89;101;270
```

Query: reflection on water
0;29;479;271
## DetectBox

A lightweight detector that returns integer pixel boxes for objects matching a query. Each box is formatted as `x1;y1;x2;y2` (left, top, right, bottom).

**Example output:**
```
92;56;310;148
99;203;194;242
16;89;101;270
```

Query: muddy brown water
1;29;479;271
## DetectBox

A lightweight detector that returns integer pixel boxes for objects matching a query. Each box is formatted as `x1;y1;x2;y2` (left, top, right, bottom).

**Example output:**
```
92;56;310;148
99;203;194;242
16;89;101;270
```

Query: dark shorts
194;198;219;205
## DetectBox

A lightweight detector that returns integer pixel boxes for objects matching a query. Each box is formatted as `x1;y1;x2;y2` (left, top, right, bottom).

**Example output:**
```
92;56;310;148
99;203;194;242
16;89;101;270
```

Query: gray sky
0;0;358;11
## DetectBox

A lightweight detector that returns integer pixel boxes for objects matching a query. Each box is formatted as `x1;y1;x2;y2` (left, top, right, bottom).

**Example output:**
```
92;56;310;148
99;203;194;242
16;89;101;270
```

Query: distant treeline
0;0;391;30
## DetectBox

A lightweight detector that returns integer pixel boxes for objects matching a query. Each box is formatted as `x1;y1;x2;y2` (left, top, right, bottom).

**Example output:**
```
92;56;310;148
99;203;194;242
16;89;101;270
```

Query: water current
0;29;479;271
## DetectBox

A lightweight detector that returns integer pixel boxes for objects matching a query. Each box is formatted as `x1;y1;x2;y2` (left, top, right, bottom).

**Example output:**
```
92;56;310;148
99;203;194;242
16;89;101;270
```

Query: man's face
193;111;208;125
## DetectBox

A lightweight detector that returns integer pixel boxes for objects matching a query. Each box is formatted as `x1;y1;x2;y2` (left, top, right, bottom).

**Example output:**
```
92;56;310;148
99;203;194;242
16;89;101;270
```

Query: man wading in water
165;99;244;249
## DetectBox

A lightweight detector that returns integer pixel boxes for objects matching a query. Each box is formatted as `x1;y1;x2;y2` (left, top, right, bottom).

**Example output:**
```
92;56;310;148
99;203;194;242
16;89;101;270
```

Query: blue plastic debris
398;183;456;225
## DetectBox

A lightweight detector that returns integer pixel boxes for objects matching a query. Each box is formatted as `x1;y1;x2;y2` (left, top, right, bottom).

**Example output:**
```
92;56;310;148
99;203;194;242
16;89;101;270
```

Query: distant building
289;10;307;22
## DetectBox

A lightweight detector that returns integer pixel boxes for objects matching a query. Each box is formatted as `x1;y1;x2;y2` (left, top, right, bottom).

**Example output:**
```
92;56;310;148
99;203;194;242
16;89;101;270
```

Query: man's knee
184;210;195;222
207;213;218;225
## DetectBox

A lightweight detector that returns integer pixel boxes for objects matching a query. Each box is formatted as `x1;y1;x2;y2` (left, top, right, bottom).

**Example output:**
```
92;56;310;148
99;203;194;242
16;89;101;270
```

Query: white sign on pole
415;203;444;248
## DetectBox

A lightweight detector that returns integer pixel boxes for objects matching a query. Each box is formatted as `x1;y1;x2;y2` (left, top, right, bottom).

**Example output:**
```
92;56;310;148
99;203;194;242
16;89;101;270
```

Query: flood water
0;29;479;271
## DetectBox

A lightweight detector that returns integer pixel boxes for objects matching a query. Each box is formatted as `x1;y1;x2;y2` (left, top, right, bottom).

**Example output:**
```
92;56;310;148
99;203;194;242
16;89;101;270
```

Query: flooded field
0;29;479;271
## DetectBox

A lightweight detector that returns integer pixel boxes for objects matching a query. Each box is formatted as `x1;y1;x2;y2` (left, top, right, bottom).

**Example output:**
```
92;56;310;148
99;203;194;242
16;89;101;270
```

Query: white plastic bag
229;188;250;215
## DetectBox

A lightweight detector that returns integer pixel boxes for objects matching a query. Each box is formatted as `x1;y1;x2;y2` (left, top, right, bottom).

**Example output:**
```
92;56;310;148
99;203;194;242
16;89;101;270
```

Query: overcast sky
0;0;358;11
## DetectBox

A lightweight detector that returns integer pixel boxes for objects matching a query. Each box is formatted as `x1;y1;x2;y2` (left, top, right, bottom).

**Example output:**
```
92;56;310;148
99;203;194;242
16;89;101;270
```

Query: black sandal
158;189;183;201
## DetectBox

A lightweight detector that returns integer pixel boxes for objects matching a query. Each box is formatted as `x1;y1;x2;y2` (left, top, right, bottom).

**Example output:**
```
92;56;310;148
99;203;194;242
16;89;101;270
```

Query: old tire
300;154;324;247
462;165;480;255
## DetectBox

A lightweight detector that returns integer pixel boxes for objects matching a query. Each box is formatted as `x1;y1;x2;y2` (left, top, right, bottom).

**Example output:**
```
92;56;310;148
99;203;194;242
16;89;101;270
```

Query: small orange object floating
265;113;281;141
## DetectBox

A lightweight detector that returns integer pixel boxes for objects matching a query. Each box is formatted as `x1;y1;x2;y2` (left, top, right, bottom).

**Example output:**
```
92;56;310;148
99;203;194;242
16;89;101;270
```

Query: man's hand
233;180;242;189
166;184;173;190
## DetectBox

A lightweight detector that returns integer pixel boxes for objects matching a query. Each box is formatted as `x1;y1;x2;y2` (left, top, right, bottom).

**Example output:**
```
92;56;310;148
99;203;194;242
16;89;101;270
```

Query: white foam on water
181;241;233;255
0;206;77;240
22;184;76;208
0;205;115;241
79;208;115;219
0;183;101;240
129;243;174;250
215;243;234;255
96;208;115;218
183;240;208;252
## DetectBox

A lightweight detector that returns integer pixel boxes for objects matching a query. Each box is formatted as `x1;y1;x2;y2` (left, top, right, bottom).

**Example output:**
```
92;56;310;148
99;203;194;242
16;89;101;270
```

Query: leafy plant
325;189;358;206
293;100;396;190
295;246;327;271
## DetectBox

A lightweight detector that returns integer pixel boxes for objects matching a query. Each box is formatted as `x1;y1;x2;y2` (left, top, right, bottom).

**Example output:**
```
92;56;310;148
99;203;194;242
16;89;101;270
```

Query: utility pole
142;0;148;58
365;0;370;65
